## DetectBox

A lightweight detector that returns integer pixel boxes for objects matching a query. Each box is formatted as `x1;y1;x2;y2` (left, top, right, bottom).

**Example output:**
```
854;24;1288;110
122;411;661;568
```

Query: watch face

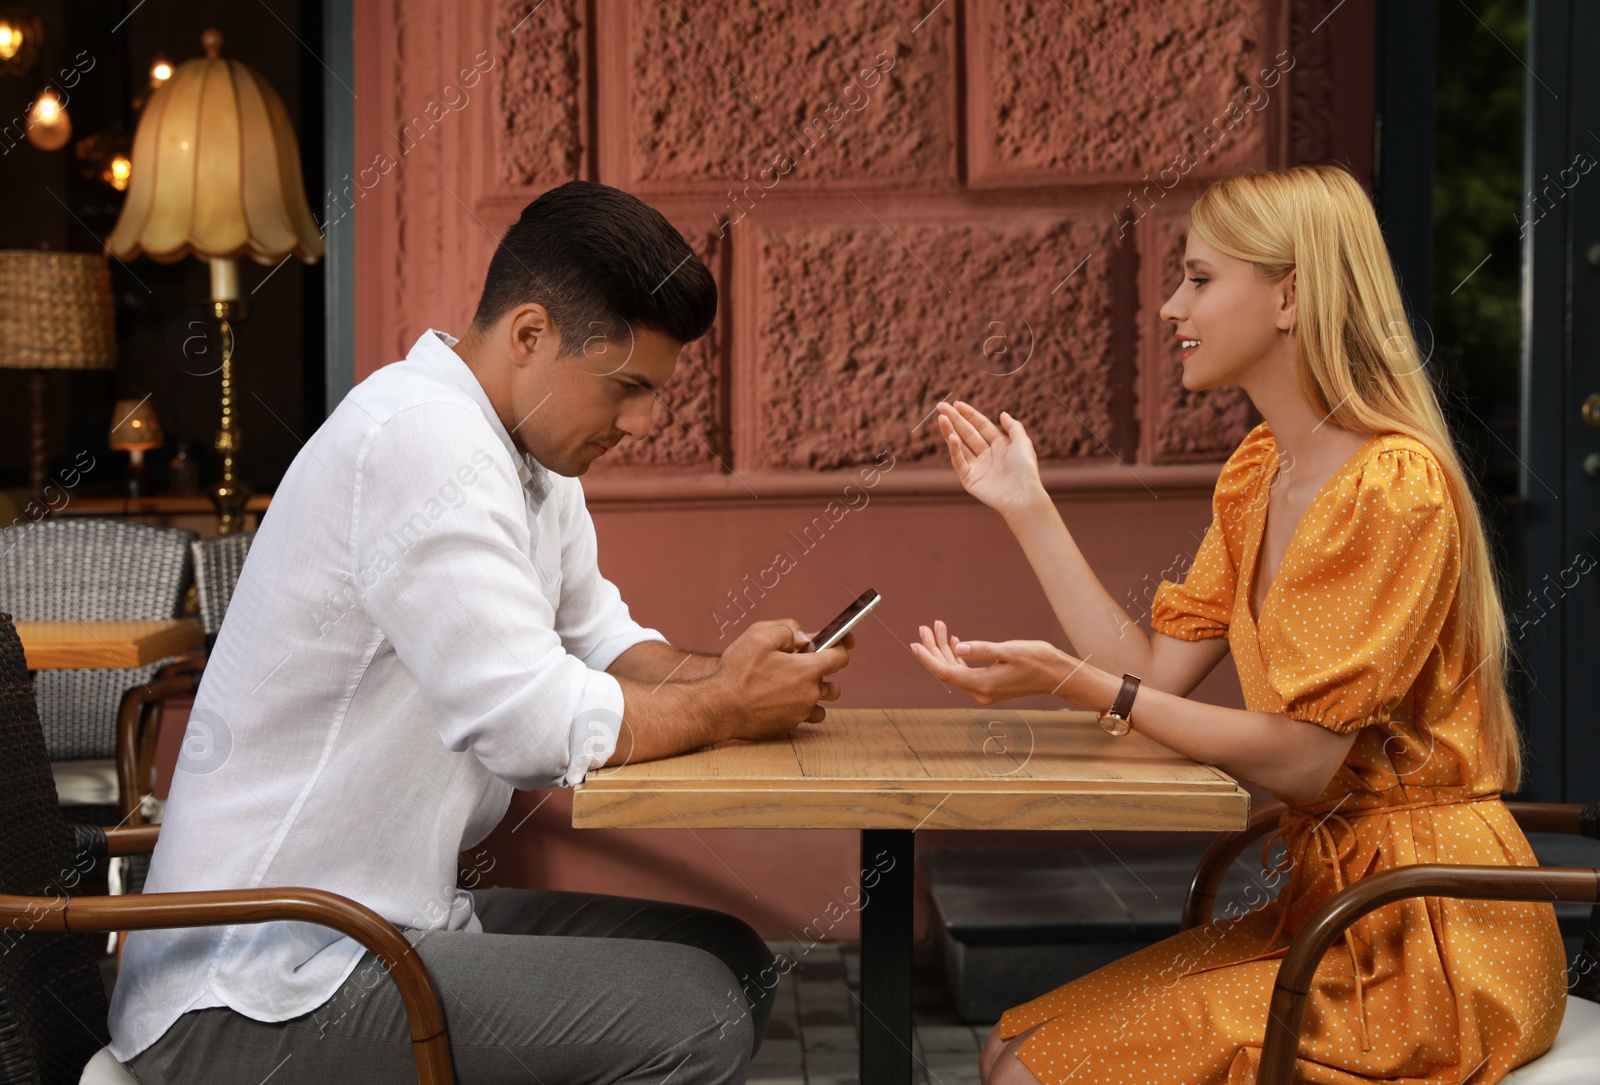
1098;713;1131;737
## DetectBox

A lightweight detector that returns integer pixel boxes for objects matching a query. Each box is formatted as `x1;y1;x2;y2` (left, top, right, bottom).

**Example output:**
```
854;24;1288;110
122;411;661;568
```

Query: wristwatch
1097;673;1142;736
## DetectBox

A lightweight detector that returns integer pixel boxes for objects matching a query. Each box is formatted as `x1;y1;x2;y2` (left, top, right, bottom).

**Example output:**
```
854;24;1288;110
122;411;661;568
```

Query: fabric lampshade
105;28;324;270
109;398;163;451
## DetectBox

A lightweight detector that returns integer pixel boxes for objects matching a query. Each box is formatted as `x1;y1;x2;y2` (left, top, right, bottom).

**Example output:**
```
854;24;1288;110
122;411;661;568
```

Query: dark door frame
322;0;356;415
1521;0;1600;802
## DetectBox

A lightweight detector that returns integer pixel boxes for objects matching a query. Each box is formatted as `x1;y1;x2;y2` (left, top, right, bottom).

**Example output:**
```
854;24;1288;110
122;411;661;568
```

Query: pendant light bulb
26;88;72;152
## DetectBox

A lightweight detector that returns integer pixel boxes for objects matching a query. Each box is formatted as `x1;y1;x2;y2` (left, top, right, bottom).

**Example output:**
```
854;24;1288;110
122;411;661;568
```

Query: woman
910;165;1566;1085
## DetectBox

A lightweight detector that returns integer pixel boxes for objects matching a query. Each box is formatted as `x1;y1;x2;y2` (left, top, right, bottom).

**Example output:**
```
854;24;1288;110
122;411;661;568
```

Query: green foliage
1432;0;1526;497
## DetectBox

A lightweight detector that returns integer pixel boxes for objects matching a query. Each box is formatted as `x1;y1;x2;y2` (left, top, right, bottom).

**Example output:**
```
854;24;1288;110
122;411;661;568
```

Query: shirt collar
408;329;548;493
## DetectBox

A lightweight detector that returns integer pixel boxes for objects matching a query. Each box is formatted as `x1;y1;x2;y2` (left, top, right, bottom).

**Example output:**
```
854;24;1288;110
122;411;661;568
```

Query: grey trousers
126;887;776;1085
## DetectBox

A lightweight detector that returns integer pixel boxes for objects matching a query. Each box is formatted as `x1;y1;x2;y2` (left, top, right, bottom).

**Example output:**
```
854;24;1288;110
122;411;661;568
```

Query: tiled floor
747;940;989;1085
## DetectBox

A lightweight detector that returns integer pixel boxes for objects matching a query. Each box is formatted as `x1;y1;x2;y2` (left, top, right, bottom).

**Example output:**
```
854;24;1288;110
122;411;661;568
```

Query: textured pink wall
350;0;1376;937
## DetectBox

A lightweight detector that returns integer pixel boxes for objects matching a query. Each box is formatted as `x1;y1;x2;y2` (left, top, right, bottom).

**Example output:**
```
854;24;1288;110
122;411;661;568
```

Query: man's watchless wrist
688;670;739;744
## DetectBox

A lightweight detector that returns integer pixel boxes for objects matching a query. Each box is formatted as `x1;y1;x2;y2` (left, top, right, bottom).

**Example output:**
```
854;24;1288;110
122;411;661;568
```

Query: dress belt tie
1206;793;1501;1053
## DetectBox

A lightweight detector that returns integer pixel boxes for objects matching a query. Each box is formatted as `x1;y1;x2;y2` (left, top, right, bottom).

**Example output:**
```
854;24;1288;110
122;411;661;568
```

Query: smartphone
809;589;882;652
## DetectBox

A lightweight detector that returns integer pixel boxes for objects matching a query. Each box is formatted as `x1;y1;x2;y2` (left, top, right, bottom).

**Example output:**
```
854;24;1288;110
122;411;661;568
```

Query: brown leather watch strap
1109;673;1141;719
1098;673;1142;736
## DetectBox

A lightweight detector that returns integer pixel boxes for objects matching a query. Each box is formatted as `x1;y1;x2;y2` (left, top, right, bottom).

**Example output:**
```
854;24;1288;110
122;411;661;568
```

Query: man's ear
506;303;559;365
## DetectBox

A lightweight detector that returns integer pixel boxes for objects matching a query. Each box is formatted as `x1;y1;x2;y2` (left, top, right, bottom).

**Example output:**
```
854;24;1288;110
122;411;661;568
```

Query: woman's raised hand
936;401;1042;513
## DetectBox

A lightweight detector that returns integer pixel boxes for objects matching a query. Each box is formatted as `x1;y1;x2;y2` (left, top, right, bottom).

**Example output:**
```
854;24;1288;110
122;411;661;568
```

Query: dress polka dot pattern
995;423;1568;1084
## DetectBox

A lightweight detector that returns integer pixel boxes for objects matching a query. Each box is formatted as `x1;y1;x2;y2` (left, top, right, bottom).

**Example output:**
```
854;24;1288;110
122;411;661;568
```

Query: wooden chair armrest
114;669;202;826
1256;864;1600;1085
1507;800;1600;837
0;887;454;1085
1182;802;1286;930
71;823;160;858
153;655;206;681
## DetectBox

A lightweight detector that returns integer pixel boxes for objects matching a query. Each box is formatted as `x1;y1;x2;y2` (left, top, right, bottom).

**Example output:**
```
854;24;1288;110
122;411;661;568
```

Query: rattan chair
0;612;455;1085
0;520;195;827
1184;802;1600;1084
189;531;255;651
93;533;258;835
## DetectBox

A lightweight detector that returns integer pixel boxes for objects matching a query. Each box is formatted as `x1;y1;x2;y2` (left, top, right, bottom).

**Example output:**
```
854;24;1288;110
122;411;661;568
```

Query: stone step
924;846;1229;1023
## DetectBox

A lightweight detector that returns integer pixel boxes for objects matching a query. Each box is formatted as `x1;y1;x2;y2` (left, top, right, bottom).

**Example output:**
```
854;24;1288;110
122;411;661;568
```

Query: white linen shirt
107;329;666;1061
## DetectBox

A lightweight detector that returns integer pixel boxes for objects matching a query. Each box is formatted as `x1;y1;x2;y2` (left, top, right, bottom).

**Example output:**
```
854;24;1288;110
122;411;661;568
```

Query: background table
574;707;1249;1083
52;493;272;537
15;619;204;669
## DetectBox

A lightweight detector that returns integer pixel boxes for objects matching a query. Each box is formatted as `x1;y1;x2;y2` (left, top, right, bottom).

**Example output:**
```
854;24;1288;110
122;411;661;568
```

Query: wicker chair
87;533;260;839
1184;802;1600;1084
0;612;455;1085
189;531;255;652
0;520;196;827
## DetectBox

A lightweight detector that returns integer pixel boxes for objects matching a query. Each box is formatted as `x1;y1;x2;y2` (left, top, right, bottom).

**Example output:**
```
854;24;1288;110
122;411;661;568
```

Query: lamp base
210;288;248;536
123;449;150;499
209;478;253;536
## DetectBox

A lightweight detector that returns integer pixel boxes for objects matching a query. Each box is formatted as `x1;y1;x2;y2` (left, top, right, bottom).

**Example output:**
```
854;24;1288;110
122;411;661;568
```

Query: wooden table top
574;708;1250;832
16;619;205;669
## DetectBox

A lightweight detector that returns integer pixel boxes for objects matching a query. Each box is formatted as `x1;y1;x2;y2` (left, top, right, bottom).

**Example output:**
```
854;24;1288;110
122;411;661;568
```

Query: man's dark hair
470;180;716;356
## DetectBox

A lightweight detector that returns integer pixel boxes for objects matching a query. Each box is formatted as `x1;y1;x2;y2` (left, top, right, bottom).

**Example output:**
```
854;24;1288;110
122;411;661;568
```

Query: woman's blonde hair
1187;163;1521;790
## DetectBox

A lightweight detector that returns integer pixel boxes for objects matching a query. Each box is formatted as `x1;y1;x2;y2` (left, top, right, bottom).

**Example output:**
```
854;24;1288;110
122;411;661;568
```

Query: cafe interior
0;1;1596;1083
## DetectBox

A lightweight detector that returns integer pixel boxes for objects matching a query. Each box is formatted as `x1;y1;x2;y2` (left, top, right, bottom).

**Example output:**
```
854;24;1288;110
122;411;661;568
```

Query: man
109;181;852;1084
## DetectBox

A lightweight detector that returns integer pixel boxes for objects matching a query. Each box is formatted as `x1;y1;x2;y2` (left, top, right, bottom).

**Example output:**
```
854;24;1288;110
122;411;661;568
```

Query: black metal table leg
859;828;915;1084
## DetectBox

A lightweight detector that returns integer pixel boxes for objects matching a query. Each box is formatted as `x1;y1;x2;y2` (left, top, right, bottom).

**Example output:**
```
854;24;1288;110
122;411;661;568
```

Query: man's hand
708;619;853;740
610;619;853;770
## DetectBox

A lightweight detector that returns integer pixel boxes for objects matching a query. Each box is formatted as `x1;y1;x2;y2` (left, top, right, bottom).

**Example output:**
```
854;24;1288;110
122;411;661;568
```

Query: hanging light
106;153;131;190
0;19;22;59
74;130;134;191
26;86;70;151
131;55;174;113
0;9;40;74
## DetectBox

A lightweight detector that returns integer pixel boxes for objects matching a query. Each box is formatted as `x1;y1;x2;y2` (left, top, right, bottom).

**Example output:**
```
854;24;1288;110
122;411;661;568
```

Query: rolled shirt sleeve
549;479;670;774
353;403;636;788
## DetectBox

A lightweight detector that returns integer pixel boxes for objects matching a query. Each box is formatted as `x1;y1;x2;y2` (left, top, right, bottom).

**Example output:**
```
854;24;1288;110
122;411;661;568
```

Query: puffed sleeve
1151;424;1274;641
1258;443;1460;734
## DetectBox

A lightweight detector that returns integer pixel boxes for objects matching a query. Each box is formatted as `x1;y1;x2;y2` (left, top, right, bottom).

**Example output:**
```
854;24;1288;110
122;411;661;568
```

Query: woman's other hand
936;401;1043;514
909;619;1080;705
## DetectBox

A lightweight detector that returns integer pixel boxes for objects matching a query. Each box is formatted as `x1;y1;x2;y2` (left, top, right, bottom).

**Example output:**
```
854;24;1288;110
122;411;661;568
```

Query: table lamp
108;397;163;497
106;28;323;534
0;250;117;498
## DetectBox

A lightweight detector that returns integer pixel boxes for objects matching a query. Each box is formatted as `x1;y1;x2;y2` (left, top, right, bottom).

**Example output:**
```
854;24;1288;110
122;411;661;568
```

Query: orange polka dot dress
995;423;1568;1084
